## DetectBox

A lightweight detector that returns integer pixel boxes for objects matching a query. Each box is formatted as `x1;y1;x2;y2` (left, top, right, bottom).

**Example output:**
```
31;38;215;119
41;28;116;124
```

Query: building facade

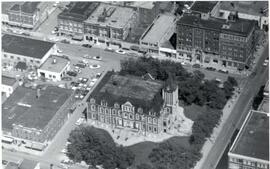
84;3;138;42
176;13;256;70
57;2;100;36
87;72;180;135
2;34;56;69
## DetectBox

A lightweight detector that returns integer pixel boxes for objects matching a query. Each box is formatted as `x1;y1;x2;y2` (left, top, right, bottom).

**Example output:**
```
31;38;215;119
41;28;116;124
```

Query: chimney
52;58;57;64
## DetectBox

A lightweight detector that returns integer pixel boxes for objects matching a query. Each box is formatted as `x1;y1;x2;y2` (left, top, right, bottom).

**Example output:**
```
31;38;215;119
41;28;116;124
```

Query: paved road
197;44;269;169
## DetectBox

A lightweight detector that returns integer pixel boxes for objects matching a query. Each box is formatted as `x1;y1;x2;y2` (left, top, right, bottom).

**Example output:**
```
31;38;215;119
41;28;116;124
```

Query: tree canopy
66;126;134;169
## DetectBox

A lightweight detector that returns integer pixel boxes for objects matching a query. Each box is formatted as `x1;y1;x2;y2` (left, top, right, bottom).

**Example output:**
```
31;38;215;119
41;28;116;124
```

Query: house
37;55;70;81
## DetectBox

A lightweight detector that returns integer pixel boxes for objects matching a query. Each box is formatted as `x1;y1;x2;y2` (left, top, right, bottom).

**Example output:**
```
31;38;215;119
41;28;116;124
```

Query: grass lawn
127;136;190;168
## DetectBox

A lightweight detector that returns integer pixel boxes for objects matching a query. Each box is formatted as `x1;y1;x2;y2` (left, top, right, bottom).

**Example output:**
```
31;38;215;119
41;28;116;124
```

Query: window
91;105;96;111
10;55;14;59
112;109;116;115
4;54;7;58
148;117;152;123
53;75;56;78
136;114;139;120
17;57;20;60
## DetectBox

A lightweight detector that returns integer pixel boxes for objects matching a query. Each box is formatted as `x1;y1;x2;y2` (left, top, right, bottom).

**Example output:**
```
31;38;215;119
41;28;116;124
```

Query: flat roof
191;1;218;13
2;75;16;86
178;14;256;36
58;2;99;22
19;159;38;169
141;14;176;44
230;111;269;161
128;1;155;9
221;1;268;17
5;162;19;169
2;34;55;59
88;71;164;115
2;86;73;131
2;2;23;14
10;2;40;14
85;3;135;29
39;55;69;73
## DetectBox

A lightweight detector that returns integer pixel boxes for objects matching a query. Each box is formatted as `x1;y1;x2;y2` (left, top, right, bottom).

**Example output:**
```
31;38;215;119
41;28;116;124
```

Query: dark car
192;64;201;68
2;160;8;165
82;44;92;48
74;63;86;68
61;39;70;44
67;71;77;77
206;67;216;71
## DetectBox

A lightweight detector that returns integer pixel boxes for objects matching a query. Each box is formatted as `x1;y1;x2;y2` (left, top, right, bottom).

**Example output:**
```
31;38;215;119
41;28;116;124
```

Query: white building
2;34;56;68
1;75;18;98
139;14;176;56
37;55;70;81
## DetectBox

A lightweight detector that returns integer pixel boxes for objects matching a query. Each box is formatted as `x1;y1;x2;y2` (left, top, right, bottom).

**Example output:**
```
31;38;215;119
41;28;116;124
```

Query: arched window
90;98;95;104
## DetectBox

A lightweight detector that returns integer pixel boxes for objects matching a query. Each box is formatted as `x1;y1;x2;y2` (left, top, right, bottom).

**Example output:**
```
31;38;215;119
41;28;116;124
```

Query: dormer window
101;100;107;107
90;98;95;104
114;103;119;109
138;108;143;113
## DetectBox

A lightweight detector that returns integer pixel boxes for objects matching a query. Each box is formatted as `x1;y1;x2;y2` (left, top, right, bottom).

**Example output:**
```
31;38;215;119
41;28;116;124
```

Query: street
195;43;269;169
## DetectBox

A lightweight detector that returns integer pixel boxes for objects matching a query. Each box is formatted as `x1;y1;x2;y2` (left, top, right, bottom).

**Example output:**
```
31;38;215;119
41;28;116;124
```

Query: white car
265;58;269;63
92;78;98;82
89;64;101;69
57;49;63;53
75;118;84;125
89;82;95;87
263;62;268;66
116;49;126;55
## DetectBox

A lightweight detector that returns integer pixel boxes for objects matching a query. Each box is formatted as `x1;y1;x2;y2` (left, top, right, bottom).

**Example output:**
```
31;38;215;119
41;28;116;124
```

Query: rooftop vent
52;58;57;64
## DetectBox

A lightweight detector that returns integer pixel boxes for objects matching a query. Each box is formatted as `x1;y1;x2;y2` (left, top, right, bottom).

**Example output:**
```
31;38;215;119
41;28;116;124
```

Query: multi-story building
87;71;180;135
218;1;268;30
84;3;137;43
2;34;56;69
57;2;99;36
6;2;52;29
228;110;269;169
190;1;220;20
2;86;74;149
176;12;256;70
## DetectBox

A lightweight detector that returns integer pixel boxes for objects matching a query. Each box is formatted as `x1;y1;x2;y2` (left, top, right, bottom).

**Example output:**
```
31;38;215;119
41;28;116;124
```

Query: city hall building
2;34;56;69
87;71;180;135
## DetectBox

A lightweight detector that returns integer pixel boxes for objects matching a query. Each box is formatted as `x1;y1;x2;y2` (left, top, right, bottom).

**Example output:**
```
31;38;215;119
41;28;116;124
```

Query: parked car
75;118;84;125
62;76;72;81
67;71;77;77
218;69;229;74
263;62;268;66
93;56;102;60
127;52;139;57
60;39;70;44
105;47;114;52
192;64;201;68
57;49;63;53
74;63;86;68
82;44;92;48
116;49;126;55
206;67;216;71
96;73;102;78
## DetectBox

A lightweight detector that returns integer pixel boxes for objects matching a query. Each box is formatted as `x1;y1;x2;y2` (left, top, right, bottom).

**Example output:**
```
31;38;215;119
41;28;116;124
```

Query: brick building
87;71;180;135
57;2;100;36
7;2;52;29
176;12;256;70
228;110;269;169
2;34;56;69
2;86;74;148
84;3;137;43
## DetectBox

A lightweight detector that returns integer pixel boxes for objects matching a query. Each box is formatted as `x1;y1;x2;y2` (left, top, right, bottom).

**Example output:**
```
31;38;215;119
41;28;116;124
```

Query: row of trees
66;126;134;169
121;57;238;110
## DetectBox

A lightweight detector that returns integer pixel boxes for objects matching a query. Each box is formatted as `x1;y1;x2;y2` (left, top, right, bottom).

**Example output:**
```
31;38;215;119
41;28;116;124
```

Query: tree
66;126;134;169
137;163;153;169
227;76;238;87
